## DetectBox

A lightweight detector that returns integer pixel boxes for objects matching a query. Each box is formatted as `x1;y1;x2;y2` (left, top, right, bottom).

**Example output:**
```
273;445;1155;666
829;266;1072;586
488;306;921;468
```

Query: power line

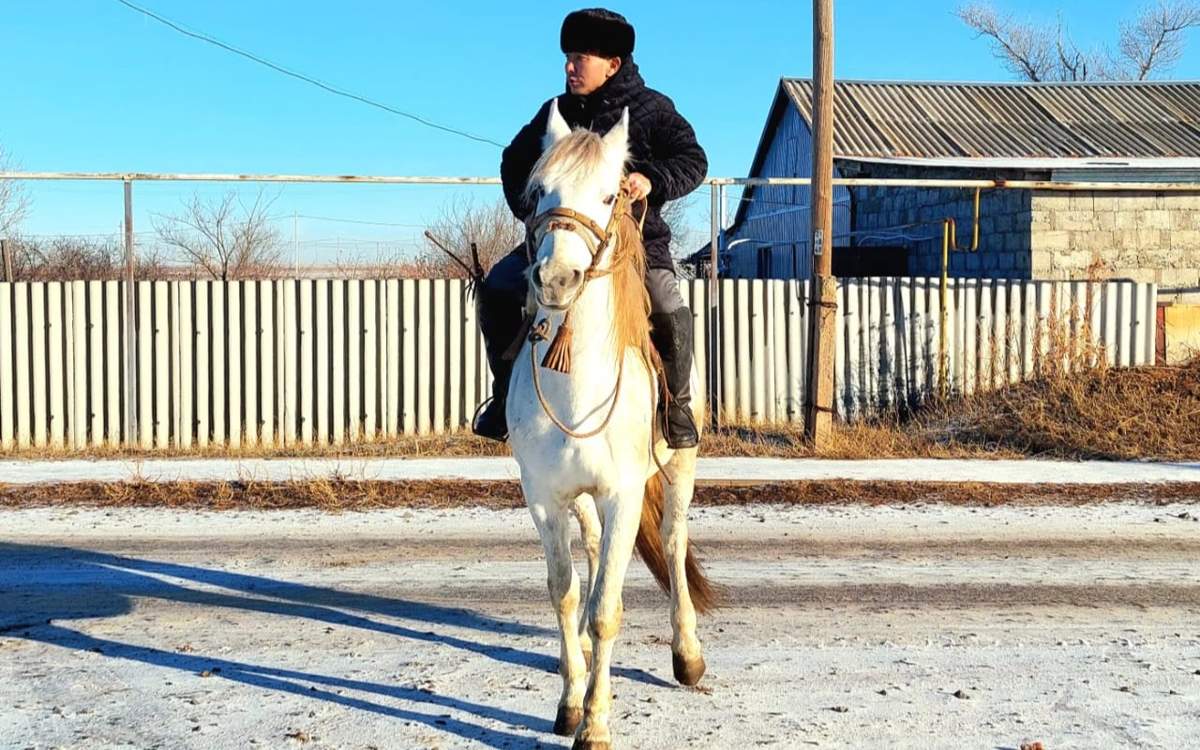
114;0;506;148
285;213;429;229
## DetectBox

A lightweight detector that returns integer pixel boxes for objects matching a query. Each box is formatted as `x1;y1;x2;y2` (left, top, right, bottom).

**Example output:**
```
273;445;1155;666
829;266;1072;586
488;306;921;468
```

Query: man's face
565;52;621;96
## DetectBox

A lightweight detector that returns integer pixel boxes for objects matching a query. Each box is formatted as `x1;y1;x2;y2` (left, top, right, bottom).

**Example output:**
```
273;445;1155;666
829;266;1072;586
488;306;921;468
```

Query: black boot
650;308;700;449
473;283;525;442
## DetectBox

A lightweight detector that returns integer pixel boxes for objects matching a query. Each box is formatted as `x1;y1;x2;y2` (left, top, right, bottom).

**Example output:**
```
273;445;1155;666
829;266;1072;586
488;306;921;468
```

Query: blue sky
4;0;1199;263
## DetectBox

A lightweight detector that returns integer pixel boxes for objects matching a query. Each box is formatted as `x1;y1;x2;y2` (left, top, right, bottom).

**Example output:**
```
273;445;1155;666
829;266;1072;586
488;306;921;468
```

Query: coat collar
561;58;644;123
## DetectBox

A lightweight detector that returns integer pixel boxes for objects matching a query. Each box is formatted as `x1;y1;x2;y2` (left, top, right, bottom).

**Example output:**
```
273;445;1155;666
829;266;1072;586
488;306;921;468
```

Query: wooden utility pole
805;0;837;447
0;238;12;282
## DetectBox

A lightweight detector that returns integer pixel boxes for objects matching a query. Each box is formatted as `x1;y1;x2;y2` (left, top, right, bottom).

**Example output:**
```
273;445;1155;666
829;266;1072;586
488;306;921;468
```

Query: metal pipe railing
4;172;1200;191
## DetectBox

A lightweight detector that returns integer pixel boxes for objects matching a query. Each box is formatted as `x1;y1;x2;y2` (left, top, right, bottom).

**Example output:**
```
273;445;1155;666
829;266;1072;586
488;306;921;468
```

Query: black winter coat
500;59;707;270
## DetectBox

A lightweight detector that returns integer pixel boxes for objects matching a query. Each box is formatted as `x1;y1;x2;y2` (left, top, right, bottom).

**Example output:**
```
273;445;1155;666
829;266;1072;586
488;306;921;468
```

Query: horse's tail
635;472;717;615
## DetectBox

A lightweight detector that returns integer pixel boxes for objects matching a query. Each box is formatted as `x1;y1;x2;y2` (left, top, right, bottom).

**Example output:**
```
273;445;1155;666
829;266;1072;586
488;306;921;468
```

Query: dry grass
2;359;1196;463
699;420;1014;459
0;432;511;461
0;478;523;512
3;477;1197;511
709;356;1200;461
919;358;1200;460
0;422;1002;462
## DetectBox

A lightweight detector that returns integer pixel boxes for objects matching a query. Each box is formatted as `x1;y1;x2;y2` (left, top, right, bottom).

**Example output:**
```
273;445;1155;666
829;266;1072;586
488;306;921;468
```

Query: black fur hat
560;8;635;59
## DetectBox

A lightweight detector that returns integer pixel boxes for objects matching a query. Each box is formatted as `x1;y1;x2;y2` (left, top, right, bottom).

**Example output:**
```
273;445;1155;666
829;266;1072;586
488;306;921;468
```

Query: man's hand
625;172;652;201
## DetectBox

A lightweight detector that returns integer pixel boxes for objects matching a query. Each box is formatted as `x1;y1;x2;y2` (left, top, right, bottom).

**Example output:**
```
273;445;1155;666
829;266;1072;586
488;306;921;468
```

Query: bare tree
957;1;1200;81
0;146;30;239
416;197;524;279
154;190;283;280
1120;1;1200;78
662;197;703;259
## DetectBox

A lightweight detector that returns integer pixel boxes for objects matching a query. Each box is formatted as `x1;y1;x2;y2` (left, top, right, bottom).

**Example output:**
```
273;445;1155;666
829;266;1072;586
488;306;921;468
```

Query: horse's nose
537;264;583;295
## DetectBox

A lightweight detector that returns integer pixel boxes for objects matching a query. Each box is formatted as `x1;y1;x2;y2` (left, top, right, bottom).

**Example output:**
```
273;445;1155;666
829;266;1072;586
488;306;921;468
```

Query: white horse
506;100;716;750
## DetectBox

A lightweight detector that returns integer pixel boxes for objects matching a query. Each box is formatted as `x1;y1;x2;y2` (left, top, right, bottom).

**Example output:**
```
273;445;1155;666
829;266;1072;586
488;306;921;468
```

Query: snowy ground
3;456;1200;484
3;501;1200;749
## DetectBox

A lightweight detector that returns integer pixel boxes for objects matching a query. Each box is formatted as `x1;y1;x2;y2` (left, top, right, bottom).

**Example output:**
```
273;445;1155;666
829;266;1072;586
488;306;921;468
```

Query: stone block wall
840;161;1200;301
1030;190;1200;303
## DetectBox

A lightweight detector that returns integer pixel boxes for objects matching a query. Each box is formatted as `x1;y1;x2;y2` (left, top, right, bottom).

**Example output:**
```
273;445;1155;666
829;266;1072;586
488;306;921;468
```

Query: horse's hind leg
528;501;587;736
662;447;707;686
576;484;643;750
571;493;601;668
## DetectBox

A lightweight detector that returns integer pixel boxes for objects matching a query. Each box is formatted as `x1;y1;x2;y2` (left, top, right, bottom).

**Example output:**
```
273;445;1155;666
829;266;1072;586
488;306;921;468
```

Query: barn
710;79;1200;304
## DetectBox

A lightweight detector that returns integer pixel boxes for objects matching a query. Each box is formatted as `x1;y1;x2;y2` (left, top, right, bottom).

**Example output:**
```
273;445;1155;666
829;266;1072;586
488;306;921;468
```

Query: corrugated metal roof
783;79;1200;160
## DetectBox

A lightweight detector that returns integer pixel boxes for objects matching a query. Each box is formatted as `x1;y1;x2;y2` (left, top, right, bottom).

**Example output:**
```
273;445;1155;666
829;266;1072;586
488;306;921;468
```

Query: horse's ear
602;107;630;156
543;99;572;148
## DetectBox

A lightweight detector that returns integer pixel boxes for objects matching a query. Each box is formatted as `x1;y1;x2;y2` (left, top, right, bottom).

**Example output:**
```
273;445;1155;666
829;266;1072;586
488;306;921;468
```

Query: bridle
522;185;649;439
524;188;642;279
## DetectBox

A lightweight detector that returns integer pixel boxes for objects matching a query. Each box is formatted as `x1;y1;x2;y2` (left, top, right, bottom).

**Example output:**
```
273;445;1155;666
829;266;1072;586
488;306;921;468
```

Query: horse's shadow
0;542;674;748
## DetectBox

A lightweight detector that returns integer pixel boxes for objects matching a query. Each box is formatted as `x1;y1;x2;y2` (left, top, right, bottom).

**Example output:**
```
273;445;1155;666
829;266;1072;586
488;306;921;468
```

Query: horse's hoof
554;705;583;736
571;739;611;750
673;651;707;686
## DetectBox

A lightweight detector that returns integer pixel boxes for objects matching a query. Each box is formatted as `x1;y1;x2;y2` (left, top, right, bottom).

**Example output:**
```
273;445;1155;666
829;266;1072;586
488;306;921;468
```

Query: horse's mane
610;210;651;358
524;129;609;202
527;129;650;359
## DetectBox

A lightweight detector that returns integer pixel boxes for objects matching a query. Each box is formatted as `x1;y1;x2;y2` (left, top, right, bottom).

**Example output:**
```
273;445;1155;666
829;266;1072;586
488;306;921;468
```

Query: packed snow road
2;501;1199;749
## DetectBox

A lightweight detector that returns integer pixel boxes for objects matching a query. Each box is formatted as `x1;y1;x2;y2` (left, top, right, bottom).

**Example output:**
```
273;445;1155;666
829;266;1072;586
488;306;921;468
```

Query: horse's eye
602;194;616;206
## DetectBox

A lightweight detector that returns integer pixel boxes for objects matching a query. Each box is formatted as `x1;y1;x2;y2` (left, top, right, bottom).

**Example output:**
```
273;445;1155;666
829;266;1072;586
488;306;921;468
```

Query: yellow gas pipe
939;187;982;397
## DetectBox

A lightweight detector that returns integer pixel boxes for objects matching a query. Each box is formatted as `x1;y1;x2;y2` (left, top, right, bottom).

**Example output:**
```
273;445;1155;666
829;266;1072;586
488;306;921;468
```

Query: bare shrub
7;236;165;280
414;197;524;278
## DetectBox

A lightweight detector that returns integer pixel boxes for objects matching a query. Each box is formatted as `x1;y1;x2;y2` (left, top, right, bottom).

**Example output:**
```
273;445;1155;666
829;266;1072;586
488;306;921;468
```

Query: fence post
708;182;722;430
123;178;137;446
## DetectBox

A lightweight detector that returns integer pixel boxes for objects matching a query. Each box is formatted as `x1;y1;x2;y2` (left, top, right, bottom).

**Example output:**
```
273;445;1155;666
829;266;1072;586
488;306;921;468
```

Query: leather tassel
540;311;574;373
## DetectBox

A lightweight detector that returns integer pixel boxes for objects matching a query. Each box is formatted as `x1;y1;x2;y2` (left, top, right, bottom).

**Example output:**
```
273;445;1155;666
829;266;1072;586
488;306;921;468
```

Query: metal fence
706;277;1156;424
0;277;1156;450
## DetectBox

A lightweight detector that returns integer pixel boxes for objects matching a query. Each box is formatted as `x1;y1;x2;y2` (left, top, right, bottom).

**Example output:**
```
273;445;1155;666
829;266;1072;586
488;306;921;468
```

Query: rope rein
528;318;627;439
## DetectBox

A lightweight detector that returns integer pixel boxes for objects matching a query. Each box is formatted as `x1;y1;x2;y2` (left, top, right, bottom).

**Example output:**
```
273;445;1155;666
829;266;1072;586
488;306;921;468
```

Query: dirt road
3;501;1199;749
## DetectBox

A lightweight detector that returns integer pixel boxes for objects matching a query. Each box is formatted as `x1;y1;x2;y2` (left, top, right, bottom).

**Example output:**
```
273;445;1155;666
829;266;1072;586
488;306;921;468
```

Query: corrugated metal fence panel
0;284;12;449
0;278;1160;449
831;278;1158;417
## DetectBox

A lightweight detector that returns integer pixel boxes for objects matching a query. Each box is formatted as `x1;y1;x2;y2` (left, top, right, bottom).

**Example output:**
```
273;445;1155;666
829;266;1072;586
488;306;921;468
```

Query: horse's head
524;99;630;310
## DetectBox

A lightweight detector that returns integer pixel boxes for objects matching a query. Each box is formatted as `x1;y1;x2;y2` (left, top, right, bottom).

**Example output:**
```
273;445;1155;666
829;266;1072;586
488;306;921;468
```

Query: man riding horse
474;7;707;449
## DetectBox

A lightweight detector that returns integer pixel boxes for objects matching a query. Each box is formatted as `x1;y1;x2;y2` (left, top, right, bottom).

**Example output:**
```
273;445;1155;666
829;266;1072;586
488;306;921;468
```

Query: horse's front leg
571;493;602;669
528;500;587;736
575;484;643;750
